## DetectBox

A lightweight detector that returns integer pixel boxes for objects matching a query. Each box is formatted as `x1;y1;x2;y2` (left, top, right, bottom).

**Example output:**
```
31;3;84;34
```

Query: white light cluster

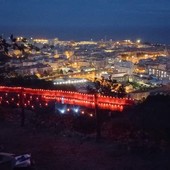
58;106;80;115
54;79;87;85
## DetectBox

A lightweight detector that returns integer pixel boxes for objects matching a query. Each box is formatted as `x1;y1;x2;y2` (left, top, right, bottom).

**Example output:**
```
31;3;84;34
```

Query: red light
0;86;133;111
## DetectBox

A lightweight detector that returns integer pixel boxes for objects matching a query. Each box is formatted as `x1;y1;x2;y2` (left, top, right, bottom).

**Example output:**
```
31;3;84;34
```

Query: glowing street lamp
136;39;141;44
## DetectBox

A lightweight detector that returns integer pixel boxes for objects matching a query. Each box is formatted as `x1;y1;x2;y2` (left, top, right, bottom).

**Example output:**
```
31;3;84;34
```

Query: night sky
0;0;170;43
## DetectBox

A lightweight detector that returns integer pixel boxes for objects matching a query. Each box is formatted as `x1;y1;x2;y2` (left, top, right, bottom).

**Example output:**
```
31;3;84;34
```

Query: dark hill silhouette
131;94;170;140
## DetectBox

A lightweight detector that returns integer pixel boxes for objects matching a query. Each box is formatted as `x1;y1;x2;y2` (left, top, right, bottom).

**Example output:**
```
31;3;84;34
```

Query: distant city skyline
0;0;170;43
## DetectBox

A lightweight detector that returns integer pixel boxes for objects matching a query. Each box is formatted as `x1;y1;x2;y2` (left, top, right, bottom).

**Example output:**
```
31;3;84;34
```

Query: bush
73;115;96;134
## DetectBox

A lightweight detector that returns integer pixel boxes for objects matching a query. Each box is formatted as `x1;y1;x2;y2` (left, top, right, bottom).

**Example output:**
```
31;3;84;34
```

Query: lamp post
94;91;101;141
20;87;25;127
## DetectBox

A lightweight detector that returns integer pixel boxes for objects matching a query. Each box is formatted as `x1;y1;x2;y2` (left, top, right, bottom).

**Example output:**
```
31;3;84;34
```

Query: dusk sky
0;0;170;43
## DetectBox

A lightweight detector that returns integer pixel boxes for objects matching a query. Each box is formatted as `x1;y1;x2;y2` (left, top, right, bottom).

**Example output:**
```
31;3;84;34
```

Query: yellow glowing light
136;39;141;43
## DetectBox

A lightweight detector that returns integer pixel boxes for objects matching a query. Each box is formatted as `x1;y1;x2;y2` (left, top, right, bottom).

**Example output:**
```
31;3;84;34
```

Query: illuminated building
33;39;49;44
148;64;170;82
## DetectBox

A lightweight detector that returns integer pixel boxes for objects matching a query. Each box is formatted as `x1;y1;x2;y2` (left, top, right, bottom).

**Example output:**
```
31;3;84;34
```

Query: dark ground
0;109;170;170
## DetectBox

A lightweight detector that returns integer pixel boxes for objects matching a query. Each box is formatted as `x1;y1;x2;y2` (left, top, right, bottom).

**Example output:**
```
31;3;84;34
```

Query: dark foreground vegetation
0;75;78;91
0;94;170;170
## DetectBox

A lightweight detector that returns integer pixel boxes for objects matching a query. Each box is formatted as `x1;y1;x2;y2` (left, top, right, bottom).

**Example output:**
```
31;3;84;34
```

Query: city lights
0;1;169;168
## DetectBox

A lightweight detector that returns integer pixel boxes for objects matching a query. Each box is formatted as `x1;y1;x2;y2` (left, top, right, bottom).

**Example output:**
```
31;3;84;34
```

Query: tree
60;69;63;74
117;85;126;97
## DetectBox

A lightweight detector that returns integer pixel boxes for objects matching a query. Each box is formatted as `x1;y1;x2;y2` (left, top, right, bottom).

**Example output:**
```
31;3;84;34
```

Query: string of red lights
0;86;134;111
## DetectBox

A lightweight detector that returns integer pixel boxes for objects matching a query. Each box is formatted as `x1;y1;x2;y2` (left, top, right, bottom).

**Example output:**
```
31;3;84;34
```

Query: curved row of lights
0;86;134;112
